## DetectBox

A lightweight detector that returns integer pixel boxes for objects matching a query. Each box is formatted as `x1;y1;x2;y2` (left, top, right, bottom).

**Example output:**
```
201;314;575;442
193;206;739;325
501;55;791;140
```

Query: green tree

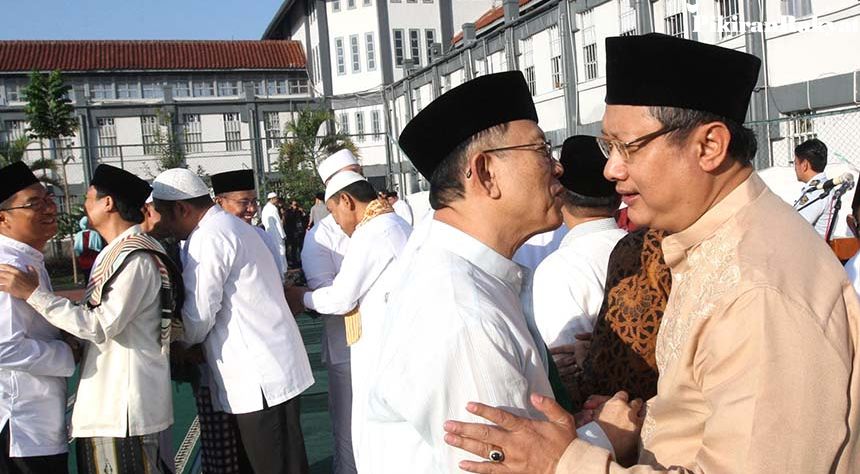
23;69;81;283
277;108;359;207
0;136;58;186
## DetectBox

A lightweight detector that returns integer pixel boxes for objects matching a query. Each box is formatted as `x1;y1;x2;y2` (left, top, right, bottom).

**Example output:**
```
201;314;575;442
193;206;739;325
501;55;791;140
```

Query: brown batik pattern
568;228;671;410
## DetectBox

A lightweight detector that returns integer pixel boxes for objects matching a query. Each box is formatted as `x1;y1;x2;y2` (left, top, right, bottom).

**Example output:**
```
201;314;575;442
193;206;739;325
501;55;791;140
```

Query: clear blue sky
0;0;286;40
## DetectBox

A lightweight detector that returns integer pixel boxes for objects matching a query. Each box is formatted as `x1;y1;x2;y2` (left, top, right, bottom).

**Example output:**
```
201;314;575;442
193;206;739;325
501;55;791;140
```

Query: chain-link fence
746;106;860;170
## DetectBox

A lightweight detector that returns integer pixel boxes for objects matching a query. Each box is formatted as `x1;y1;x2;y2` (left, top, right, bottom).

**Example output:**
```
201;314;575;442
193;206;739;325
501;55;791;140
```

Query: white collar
562;217;619;244
427;219;525;294
0;233;44;262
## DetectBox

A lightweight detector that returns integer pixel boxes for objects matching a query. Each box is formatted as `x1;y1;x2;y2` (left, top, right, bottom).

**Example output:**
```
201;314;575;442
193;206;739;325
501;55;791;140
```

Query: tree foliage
23;70;78;141
276;108;359;207
0;136;58;186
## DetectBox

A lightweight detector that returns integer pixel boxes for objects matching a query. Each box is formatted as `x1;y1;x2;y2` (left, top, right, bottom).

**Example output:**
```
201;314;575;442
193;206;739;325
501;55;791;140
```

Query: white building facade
0;40;317;196
263;0;496;190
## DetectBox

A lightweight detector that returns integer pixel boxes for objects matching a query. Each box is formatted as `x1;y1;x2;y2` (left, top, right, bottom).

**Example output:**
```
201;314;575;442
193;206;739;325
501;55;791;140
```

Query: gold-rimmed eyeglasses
596;126;680;163
482;141;554;161
0;193;57;213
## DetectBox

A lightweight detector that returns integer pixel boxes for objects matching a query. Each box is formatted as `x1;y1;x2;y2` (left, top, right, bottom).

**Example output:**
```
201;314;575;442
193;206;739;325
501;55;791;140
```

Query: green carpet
67;314;335;473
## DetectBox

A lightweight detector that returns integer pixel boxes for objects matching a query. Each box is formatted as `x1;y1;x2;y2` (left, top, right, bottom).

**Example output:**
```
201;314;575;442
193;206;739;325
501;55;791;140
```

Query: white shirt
27;225;172;438
301;214;350;365
261;201;287;269
304;213;411;463
793;172;835;237
254;225;285;280
181;206;314;414
0;234;74;456
533;218;627;347
364;220;553;473
512;225;568;271
392;199;414;226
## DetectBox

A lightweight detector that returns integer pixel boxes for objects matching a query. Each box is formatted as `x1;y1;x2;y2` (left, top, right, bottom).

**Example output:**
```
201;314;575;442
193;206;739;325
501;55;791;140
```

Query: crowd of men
1;32;859;474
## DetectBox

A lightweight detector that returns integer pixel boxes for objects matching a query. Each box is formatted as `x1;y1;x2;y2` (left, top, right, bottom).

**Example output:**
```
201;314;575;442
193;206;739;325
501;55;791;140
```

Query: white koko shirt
303;212;411;469
301;214;350;365
0;234;74;456
26;225;172;438
363;220;554;473
181;206;313;414
532;218;627;347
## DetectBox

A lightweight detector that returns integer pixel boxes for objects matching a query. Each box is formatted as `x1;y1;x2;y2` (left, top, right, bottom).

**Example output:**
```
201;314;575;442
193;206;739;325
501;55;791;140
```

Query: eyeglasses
596;126;680;163
483;141;554;162
220;197;259;209
0;193;57;213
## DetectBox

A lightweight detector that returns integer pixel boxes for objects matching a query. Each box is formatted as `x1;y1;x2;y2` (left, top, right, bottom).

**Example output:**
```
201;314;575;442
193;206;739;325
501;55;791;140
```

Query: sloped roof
0;40;306;72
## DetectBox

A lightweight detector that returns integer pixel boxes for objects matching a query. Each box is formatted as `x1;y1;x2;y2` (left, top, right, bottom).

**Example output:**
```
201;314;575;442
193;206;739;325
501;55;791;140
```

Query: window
311;46;320;83
253;80;266;96
371;110;381;139
619;0;638;36
265;112;282;149
664;0;687;38
91;82;115;100
348;0;355;7
415;91;422;112
409;29;421;66
193;80;215;97
333;0;340;11
350;35;361;73
268;79;288;95
355;112;365;142
717;0;741;39
393;30;405;66
788;113;817;153
143;82;164;99
289;79;309;95
781;0;812;18
520;37;535;96
223;113;242;152
183;114;203;153
363;0;371;6
474;59;487;77
335;37;346;75
339;113;350;135
407;0;417;4
442;74;452;93
218;80;240;96
549;26;563;89
422;0;433;3
97;118;119;157
141;115;160;155
391;0;400;3
117;81;140;99
2;120;25;146
4;81;24;102
581;11;598;81
425;29;436;62
366;33;377;71
173;81;190;98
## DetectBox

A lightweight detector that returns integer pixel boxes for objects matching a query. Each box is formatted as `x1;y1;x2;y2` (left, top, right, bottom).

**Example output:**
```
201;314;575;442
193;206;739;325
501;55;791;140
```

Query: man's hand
443;393;577;473
593;391;645;465
285;285;309;315
0;264;40;300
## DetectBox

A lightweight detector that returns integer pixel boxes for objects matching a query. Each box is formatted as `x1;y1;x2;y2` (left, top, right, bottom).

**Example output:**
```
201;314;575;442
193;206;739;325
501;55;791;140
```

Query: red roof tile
0;40;306;72
452;0;533;45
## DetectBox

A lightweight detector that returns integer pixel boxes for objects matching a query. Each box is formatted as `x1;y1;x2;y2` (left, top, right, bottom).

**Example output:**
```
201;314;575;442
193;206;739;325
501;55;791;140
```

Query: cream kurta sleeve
27;254;162;345
556;286;854;474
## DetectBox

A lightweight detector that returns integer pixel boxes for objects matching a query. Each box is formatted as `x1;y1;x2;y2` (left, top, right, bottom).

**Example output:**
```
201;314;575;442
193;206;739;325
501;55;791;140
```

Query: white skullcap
151;168;210;201
325;171;367;202
145;193;153;204
266;192;278;200
318;149;359;183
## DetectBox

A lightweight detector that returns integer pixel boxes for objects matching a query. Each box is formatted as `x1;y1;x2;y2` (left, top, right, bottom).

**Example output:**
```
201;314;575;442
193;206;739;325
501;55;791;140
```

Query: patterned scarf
344;198;395;346
85;232;181;353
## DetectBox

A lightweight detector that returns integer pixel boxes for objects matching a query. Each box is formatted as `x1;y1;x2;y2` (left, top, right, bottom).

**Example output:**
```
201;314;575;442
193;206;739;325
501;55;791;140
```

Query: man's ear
695;122;731;173
102;194;116;213
468;151;502;199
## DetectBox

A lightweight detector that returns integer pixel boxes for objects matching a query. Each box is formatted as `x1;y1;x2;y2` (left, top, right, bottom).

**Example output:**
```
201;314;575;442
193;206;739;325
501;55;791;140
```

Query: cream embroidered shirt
557;172;860;473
